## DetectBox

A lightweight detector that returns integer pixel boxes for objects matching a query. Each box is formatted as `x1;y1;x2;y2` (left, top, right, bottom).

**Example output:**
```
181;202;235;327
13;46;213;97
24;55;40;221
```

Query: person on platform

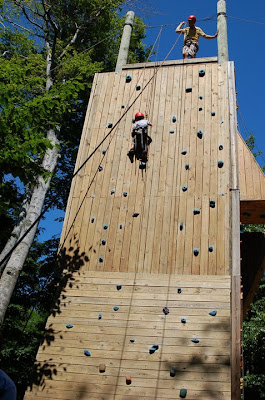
127;112;152;163
176;15;218;59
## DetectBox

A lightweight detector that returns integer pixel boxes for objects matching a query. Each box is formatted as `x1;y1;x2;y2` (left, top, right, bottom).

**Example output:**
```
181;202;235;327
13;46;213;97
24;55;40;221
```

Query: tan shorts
182;40;199;57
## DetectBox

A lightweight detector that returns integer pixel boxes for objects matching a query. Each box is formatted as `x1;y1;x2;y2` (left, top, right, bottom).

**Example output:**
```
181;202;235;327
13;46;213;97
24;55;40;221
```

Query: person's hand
215;29;219;37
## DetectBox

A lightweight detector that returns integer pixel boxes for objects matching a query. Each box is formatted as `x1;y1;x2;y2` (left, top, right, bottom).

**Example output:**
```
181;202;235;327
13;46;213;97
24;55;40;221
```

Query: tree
0;0;151;325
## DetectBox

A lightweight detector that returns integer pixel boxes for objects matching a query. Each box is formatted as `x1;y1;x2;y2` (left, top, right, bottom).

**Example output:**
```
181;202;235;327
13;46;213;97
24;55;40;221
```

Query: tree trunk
0;129;59;326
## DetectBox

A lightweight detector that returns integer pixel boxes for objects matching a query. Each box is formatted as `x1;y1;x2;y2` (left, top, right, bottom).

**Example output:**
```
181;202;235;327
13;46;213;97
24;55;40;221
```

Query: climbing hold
149;345;159;354
132;213;139;217
136;84;141;91
172;115;177;123
107;122;113;128
101;239;106;246
182;186;187;192
110;189;115;195
199;95;203;100
126;75;132;83
91;194;96;198
103;224;108;230
113;306;119;311
181;150;187;155
119;224;123;229
199;69;205;77
98;313;102;320
219;145;223;151
197;130;203;139
208;246;214;253
123;191;128;197
209;310;217;316
139;162;146;170
209;200;216;208
178;288;182;294
185;163;189;170
126;376;132;385
191;338;200;343
121;105;125;109
169;130;174;134
218;160;224;168
98;165;103;172
170;367;176;377
180;222;183;231
116;284;122;290
66;324;74;329
193;248;199;256
186;87;192;93
199;107;203;111
84;349;91;356
181;318;186;324
99;364;106;373
102;149;107;155
180;388;187;398
130;338;135;343
99;257;103;263
91;217;95;223
163;307;169;315
211;111;216;116
132;118;135;123
193;209;200;215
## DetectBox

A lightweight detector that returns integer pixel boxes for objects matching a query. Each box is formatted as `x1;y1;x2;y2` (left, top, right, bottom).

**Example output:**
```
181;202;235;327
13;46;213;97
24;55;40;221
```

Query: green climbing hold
180;388;187;398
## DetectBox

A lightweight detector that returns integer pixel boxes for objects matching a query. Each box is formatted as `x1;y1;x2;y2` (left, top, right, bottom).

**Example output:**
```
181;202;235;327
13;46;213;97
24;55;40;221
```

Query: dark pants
0;370;16;400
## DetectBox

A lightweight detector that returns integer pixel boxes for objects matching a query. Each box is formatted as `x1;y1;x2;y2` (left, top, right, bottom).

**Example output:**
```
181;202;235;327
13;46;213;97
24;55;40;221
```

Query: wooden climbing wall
60;58;231;276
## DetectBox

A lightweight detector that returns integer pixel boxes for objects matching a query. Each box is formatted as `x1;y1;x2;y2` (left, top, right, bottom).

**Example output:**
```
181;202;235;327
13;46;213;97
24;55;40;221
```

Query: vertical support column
217;0;229;63
115;11;135;73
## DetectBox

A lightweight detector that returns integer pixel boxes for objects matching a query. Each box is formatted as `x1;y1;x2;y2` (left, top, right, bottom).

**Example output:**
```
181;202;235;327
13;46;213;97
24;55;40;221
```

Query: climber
127;112;152;163
176;15;218;59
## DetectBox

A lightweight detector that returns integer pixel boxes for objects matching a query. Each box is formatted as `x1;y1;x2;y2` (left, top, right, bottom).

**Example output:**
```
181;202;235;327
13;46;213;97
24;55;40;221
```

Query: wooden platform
25;272;231;400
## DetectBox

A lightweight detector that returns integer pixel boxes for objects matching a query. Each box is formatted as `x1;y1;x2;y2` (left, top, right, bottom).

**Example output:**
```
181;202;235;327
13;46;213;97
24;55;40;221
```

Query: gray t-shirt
132;119;152;131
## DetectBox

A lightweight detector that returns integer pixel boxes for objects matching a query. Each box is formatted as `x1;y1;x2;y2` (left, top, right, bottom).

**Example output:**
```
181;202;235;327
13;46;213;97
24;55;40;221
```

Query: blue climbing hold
98;313;102;320
172;116;177;123
126;75;132;82
116;284;122;290
209;246;214;253
218;160;224;168
110;189;115;195
182;186;187;192
149;345;159;354
101;239;106;246
197;130;203;139
99;257;103;263
193;248;199;256
186;87;192;93
139;162;146;170
169;130;174;134
181;150;187;155
102;149;107;155
123;191;128;197
181;318;186;324
180;388;187;398
209;200;216;208
130;338;135;343
132;118;135;123
170;367;176;377
178;288;182;294
107;122;113;128
199;69;205;77
185;163;189;170
84;349;91;356
193;209;200;215
209;310;217;316
98;165;103;172
133;213;139;217
191;338;200;343
103;224;108;230
113;306;119;311
66;324;74;329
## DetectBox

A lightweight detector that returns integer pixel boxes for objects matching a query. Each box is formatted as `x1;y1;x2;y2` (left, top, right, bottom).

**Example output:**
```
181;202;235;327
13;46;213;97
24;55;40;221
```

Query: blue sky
39;0;265;241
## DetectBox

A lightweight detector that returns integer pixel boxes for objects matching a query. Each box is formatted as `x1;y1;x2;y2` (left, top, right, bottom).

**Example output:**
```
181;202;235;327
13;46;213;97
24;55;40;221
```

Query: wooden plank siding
58;60;231;276
25;272;231;400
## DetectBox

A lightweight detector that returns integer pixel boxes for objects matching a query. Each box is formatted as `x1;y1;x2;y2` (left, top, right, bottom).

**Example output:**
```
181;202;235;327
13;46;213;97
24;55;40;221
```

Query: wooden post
217;0;229;63
115;11;135;73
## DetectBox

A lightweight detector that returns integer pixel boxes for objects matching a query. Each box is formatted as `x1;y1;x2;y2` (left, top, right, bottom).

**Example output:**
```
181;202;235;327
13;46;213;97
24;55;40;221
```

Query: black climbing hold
197;130;203;139
103;224;108;230
84;349;91;356
91;217;95;223
219;145;223;151
172;116;177;123
180;222;183;231
186;87;192;93
181;318;186;324
169;130;174;134
199;107;203;111
170;367;176;377
208;246;214;253
136;85;141;90
180;388;187;398
113;306;119;311
123;191;128;197
211;111;216;116
191;338;200;343
116;284;122;290
107;122;113;128
185;163;189;170
218;160;224;168
98;313;102;320
209;200;216;208
130;338;135;343
133;213;139;217
121;105;125;109
110;189;115;195
199;95;203;100
101;239;106;246
199;69;205;77
102;149;107;155
139;162;146;170
126;75;132;82
181;150;187;155
209;310;217;316
119;224;123;229
178;288;182;294
163;307;169;315
182;186;187;192
66;324;74;329
99;257;103;263
98;165;103;172
193;209;200;215
193;248;199;256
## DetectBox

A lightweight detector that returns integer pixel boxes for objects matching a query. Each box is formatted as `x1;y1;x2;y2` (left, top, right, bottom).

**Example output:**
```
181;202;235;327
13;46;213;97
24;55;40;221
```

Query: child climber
127;112;152;163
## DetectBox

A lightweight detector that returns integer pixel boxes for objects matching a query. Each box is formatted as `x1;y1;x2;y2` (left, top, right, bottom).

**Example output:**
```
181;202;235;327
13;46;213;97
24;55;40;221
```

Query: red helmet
135;112;145;121
188;15;196;22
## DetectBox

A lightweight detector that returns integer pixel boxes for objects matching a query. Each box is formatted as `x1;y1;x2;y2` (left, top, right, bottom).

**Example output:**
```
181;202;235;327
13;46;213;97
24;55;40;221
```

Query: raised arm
176;21;186;33
204;30;218;39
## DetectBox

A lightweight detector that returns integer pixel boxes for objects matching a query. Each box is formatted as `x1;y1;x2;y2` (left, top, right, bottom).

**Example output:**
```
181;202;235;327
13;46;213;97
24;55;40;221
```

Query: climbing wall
25;58;236;399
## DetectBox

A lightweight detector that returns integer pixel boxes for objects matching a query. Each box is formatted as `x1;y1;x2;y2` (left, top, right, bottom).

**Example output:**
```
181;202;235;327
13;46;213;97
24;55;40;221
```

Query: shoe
127;151;134;163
